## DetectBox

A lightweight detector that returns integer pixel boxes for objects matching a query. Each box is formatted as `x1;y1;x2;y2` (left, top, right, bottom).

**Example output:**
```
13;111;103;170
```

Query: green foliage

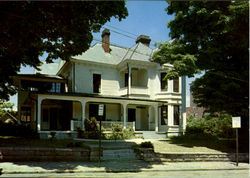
140;141;154;149
153;1;249;122
0;100;15;118
0;1;128;100
80;117;104;139
108;123;135;140
0;122;38;138
186;113;234;138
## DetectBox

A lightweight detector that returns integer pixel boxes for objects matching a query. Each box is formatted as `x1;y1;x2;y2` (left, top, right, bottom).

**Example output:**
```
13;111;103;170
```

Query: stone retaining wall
134;148;249;162
0;147;90;162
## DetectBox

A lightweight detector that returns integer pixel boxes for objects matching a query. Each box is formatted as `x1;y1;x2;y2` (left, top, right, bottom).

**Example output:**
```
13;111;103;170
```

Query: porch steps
139;131;166;140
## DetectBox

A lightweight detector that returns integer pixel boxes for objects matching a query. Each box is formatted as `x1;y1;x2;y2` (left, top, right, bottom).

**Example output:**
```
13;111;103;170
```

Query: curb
1;166;249;174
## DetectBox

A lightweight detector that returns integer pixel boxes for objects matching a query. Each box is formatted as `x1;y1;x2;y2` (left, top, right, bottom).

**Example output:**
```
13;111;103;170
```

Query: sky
9;1;196;110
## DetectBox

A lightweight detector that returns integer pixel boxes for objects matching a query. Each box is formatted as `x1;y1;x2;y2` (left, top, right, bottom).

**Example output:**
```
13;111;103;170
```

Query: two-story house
13;29;186;139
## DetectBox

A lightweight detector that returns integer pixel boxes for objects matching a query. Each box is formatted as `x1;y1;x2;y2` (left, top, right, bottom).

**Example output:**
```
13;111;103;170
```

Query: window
20;107;31;122
174;105;180;125
89;104;106;121
125;73;128;87
21;80;64;93
173;78;179;92
161;106;168;125
93;74;101;93
160;72;168;90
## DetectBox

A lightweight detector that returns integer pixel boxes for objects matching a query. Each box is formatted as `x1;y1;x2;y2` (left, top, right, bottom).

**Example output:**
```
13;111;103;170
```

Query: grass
0;136;89;149
131;134;248;153
0;135;248;153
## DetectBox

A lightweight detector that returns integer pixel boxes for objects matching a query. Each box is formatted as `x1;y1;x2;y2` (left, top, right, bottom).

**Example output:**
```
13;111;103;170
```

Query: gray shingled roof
39;42;157;75
71;43;128;65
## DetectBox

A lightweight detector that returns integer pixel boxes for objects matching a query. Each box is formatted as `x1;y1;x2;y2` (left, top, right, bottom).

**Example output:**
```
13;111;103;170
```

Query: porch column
154;105;159;132
122;103;127;128
80;100;87;130
37;97;43;132
128;65;131;96
148;106;152;131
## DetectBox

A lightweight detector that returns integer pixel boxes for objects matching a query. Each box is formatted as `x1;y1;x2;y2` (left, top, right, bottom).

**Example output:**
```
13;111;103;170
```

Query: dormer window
160;72;168;90
93;74;101;93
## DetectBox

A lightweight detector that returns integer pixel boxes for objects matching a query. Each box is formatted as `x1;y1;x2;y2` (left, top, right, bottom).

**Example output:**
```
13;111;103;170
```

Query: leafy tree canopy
153;1;248;122
0;1;128;100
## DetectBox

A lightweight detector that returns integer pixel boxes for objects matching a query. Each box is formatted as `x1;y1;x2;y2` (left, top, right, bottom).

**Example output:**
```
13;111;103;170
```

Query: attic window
93;74;101;93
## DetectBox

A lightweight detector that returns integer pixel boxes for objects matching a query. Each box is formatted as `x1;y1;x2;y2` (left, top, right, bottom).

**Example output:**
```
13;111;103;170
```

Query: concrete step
102;149;137;161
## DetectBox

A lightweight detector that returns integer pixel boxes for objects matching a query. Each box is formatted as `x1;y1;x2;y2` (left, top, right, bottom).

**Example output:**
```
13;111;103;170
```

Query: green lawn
0;136;248;153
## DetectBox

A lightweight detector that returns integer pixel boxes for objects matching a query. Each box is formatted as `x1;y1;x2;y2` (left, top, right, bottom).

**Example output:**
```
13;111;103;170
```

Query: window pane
125;73;128;87
161;73;168;90
173;78;179;92
93;74;101;93
161;106;168;125
174;105;180;125
20;107;31;122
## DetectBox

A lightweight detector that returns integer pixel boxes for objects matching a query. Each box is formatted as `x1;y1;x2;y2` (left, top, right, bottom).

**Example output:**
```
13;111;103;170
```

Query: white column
128;66;131;96
154;105;159;132
80;100;86;130
148;106;153;130
37;97;43;132
181;76;186;133
123;103;127;128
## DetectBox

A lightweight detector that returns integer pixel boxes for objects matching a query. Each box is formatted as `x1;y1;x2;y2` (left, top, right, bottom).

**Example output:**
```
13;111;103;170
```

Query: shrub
77;117;106;139
0;121;38;138
108;123;135;140
186;112;234;138
140;141;154;149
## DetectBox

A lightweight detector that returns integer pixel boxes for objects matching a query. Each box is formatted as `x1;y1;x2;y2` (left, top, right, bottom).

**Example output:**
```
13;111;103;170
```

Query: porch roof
30;92;168;104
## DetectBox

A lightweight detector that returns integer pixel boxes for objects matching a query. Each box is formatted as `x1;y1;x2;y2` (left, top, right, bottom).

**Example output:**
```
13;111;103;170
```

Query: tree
0;99;15;118
153;2;249;130
0;1;128;100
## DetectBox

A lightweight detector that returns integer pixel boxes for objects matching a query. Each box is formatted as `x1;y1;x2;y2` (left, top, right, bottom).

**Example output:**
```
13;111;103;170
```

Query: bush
108;123;135;140
77;117;106;139
140;141;154;149
0;121;38;138
186;112;234;138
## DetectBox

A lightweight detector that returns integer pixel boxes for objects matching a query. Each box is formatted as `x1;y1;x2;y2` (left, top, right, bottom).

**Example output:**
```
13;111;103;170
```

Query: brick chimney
102;28;110;53
136;35;151;47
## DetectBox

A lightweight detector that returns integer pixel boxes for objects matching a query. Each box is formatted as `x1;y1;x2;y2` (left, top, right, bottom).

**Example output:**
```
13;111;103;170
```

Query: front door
50;108;58;130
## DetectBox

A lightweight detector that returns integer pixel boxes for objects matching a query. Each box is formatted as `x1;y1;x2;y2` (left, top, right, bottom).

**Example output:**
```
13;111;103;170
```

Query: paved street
0;161;249;177
2;170;249;178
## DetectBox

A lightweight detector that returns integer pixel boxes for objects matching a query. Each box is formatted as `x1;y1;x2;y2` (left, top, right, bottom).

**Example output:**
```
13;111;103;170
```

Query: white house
13;29;186;139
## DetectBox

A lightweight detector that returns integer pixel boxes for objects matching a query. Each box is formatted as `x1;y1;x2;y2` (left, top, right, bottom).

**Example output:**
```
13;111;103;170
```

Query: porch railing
71;120;135;131
97;121;135;130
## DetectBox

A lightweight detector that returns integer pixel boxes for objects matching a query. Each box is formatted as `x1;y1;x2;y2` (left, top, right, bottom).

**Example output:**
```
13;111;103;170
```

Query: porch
35;93;164;138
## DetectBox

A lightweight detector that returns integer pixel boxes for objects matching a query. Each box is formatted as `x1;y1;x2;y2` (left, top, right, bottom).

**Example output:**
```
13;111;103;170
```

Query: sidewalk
0;161;249;175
